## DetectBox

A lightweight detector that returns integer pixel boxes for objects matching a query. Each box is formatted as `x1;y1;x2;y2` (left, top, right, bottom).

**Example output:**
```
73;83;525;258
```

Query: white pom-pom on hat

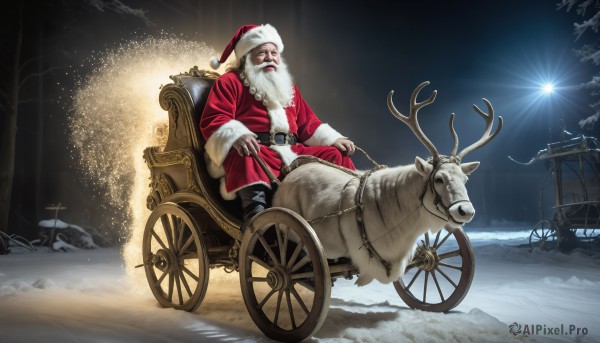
210;56;221;70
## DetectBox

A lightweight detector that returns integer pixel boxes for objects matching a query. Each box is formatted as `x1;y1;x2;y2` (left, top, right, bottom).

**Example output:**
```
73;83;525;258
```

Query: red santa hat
210;24;284;70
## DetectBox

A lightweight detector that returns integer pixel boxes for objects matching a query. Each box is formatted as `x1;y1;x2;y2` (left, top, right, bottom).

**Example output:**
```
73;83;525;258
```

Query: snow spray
69;35;217;291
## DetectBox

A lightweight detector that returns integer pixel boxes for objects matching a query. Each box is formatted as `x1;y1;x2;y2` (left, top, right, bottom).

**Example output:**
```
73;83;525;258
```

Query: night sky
2;0;597;238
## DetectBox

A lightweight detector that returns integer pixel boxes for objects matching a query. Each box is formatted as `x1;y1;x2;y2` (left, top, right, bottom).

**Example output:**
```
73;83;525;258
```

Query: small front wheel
393;228;474;312
239;208;331;342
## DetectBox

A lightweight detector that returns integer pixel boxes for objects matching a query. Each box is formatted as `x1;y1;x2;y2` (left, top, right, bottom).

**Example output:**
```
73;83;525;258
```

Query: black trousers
237;184;271;231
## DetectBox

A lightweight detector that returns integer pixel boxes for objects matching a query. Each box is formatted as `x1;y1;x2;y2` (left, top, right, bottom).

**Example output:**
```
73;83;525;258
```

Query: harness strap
283;148;393;276
418;160;450;222
356;169;393;277
419;158;470;224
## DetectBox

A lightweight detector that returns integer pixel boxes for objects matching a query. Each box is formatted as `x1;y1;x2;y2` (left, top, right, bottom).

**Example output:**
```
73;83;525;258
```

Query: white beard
243;54;294;109
243;54;299;165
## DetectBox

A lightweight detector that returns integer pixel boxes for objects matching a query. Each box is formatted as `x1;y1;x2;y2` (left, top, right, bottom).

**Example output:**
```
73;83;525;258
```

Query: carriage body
528;135;600;251
142;68;475;342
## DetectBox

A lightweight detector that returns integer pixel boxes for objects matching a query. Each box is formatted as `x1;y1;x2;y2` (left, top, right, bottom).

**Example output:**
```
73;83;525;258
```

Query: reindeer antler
387;81;440;161
389;84;502;163
454;98;503;160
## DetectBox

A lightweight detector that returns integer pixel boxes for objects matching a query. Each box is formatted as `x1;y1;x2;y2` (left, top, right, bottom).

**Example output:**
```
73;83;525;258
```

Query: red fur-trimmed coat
200;71;354;196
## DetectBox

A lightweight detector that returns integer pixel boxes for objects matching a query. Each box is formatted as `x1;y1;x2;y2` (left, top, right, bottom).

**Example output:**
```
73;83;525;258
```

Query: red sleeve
293;86;323;143
200;73;241;141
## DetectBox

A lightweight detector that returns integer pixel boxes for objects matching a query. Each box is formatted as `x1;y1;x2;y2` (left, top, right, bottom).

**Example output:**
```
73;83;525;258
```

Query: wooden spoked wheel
529;219;559;251
393;228;474;312
239;208;331;343
143;202;209;312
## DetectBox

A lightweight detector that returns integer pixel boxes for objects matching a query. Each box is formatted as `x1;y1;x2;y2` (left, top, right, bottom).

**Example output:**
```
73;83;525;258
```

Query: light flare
69;36;218;291
542;83;554;94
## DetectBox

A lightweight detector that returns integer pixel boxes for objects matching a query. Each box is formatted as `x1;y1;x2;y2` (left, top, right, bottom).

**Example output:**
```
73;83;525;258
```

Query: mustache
254;61;278;69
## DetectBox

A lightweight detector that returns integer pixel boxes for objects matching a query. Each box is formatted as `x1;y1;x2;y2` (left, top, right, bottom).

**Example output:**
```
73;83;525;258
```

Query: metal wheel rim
529;220;559;251
143;202;209;312
239;207;331;342
393;228;474;312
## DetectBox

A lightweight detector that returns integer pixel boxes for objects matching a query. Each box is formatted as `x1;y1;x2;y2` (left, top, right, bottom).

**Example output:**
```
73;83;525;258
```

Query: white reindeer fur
272;156;478;286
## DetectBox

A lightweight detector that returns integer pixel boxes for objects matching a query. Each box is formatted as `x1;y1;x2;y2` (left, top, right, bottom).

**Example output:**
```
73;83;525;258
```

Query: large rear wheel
239;208;331;342
142;202;209;312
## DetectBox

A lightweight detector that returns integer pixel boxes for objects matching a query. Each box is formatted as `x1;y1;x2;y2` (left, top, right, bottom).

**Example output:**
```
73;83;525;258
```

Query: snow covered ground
0;228;598;343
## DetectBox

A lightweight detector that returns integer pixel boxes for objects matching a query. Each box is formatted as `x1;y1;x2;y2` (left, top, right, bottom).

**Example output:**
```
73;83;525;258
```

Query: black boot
237;184;270;232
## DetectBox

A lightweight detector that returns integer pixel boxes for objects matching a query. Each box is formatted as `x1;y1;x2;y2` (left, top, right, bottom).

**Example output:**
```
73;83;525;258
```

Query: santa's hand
333;138;355;156
233;134;260;156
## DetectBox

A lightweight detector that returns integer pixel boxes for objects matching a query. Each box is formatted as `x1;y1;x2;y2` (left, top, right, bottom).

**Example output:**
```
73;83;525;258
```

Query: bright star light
542;83;554;94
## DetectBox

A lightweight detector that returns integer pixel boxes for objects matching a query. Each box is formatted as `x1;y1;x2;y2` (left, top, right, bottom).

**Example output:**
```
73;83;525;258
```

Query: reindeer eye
434;177;444;184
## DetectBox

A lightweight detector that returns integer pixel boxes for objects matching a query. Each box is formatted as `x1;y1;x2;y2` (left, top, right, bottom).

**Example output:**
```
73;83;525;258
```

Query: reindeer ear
415;156;433;176
461;161;480;175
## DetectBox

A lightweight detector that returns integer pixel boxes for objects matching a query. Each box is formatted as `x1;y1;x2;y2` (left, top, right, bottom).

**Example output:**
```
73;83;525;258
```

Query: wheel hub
153;249;176;272
266;266;288;291
414;245;438;271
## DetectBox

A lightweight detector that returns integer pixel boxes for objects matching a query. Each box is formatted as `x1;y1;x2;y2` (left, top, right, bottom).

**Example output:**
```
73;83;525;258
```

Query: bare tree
559;0;600;130
0;0;152;235
0;2;24;234
85;0;153;26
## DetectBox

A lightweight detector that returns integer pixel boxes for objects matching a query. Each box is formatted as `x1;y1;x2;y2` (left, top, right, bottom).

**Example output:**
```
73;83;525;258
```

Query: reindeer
272;81;502;286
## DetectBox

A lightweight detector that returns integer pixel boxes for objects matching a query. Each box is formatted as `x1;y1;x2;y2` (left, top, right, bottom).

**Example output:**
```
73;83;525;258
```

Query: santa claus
201;24;355;230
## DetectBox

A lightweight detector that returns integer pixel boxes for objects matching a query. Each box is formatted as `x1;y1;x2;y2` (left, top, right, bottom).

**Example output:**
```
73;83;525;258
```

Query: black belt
255;132;297;146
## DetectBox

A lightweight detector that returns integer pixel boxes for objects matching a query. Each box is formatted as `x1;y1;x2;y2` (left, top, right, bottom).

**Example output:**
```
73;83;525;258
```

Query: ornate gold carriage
141;67;475;342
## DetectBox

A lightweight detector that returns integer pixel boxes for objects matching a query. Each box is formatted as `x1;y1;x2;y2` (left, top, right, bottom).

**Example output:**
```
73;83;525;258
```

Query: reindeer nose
449;202;475;223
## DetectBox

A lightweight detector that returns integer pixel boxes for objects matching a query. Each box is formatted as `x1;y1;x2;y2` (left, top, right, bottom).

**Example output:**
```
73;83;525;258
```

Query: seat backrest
160;68;219;153
178;75;214;128
155;68;242;222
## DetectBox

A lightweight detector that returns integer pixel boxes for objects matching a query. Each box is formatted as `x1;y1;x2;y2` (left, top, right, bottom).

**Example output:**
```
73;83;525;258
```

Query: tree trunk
0;4;23;233
35;14;45;223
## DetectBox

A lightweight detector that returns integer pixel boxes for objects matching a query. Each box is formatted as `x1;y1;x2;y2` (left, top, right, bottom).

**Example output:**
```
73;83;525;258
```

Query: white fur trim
235;24;284;60
205;120;254;166
204;152;225;178
210;56;220;70
267;107;290;133
204;151;233;200
270;145;298;166
219;178;237;200
304;123;344;146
